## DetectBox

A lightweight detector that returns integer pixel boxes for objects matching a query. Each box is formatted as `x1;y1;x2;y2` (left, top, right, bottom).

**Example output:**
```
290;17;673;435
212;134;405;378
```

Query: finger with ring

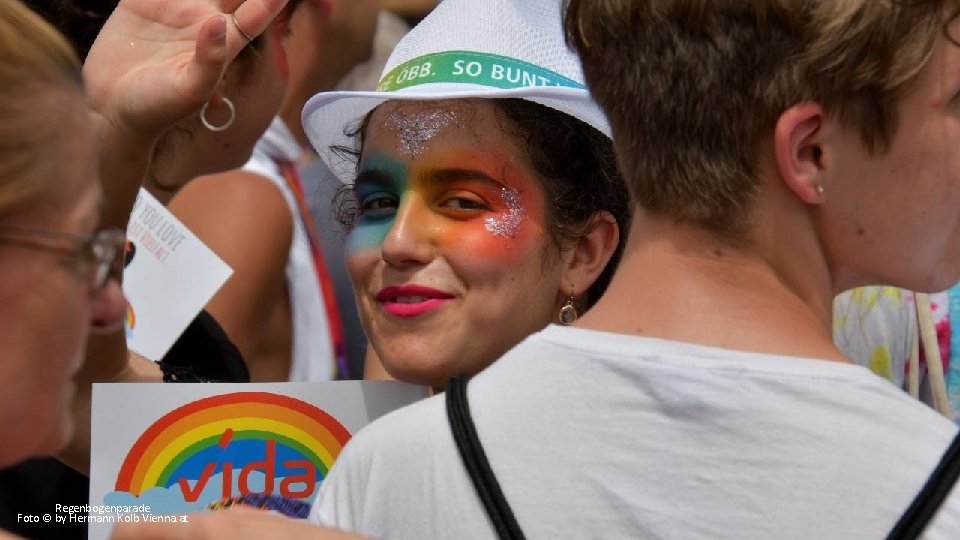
231;13;254;42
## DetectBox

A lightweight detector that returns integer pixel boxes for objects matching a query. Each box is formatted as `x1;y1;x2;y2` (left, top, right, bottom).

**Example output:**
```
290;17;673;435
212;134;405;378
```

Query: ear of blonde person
110;507;371;540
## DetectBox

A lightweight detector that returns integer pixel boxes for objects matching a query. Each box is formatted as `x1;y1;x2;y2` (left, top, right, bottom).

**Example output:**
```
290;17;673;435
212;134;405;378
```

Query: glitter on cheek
386;110;458;157
484;187;526;238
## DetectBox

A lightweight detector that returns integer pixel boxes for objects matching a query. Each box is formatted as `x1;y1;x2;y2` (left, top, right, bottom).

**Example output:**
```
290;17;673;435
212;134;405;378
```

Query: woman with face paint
301;0;630;391
109;0;623;534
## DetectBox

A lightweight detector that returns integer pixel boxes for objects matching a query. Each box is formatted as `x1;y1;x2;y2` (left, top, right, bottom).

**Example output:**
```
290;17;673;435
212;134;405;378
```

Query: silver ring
199;97;235;132
231;13;254;42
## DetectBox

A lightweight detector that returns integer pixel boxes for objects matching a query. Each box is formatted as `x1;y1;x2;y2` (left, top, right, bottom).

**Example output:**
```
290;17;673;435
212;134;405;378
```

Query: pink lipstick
376;285;454;317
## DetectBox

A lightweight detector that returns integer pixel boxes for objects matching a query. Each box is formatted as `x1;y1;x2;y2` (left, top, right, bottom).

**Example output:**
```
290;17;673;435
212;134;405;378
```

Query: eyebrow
354;165;515;193
426;168;507;190
354;168;398;188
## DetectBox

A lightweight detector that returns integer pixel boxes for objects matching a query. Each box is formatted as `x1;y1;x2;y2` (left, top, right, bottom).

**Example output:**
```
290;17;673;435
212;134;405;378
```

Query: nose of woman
89;279;127;333
379;194;438;269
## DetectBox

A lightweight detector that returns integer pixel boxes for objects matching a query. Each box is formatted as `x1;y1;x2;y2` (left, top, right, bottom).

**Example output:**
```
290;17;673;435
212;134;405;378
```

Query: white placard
88;381;427;539
122;189;232;360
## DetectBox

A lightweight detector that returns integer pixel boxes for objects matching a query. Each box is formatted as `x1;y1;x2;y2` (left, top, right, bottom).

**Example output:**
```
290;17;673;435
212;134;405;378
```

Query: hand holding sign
110;507;370;540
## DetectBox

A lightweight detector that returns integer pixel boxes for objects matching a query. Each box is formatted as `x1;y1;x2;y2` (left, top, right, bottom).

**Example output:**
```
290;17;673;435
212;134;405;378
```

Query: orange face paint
348;149;545;268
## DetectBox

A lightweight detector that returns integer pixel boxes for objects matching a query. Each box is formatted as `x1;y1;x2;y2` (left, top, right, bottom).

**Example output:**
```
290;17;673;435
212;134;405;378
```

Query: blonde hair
0;0;83;216
566;0;944;237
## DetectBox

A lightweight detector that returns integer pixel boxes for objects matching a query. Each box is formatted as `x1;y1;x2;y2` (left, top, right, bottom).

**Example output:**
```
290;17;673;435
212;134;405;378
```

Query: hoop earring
558;285;578;326
200;97;235;132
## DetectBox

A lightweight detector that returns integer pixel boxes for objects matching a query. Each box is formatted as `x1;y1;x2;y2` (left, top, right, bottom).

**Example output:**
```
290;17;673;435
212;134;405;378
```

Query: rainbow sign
114;392;350;503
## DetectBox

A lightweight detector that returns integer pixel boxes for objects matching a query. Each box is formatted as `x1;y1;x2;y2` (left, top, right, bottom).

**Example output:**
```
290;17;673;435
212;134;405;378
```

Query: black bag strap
446;374;526;540
887;430;960;539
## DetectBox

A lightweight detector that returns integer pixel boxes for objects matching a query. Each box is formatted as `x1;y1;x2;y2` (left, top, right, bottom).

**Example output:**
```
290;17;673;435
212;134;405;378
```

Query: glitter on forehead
485;187;525;238
386;109;457;157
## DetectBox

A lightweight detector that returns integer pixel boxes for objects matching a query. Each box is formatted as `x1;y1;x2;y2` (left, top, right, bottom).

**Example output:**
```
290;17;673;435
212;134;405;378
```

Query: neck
579;206;847;363
279;99;309;151
144;151;203;205
279;63;344;148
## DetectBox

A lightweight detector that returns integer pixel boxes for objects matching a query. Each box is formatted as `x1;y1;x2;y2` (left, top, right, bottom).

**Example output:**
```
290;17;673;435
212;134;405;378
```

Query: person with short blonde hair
568;0;945;239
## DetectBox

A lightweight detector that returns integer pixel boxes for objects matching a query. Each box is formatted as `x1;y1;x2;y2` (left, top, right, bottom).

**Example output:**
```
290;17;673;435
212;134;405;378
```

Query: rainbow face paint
386;109;458;157
347;153;407;254
345;100;573;391
484;187;525;238
347;147;540;262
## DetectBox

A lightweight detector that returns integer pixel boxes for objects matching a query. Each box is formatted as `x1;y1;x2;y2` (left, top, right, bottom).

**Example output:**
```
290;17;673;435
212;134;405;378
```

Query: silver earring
200;97;235;132
558;286;578;326
814;183;825;196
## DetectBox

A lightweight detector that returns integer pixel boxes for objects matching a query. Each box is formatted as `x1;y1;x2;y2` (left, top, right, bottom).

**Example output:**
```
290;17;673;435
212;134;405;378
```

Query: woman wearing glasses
0;0;289;472
0;4;125;470
0;1;361;538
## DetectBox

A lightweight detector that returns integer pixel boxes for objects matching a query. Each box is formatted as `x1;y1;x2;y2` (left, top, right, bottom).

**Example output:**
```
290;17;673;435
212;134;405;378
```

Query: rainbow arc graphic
114;392;351;499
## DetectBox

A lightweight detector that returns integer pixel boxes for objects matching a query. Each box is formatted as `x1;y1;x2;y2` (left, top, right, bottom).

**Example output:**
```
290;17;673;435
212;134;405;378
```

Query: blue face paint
347;153;408;254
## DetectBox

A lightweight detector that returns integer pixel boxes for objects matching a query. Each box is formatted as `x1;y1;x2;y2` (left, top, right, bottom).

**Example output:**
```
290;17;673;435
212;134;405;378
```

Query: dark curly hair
331;98;631;309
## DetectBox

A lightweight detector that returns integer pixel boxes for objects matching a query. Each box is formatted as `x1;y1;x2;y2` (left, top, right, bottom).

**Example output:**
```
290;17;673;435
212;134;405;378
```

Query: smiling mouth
392;296;432;304
376;287;454;317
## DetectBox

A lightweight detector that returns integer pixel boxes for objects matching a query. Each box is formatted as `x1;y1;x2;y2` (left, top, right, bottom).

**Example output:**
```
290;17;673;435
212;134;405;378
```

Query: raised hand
83;0;288;139
57;0;291;475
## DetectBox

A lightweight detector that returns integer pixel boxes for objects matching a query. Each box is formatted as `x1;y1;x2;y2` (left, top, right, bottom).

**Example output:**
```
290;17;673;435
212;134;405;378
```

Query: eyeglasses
0;226;126;288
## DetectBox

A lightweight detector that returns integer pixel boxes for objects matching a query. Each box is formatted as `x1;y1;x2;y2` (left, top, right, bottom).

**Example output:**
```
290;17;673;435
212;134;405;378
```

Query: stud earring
558;285;578;326
814;183;825;196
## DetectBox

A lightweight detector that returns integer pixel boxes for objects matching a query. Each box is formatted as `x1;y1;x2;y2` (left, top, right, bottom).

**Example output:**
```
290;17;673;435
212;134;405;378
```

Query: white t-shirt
311;325;960;539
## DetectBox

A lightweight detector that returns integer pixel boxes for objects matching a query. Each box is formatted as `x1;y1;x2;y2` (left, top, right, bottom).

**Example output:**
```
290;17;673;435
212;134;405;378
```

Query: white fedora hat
301;0;610;183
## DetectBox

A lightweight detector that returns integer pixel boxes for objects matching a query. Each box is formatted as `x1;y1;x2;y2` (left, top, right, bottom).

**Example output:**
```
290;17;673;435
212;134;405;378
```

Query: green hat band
376;50;585;92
